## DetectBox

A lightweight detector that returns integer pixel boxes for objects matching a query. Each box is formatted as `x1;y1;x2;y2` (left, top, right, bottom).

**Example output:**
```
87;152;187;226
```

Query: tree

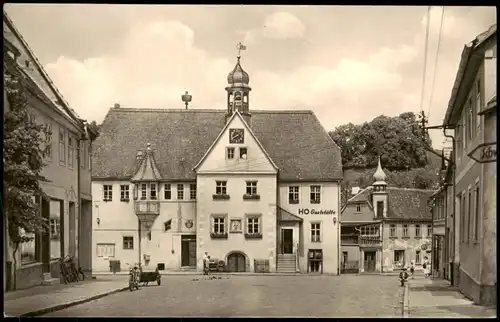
4;57;50;289
329;112;432;170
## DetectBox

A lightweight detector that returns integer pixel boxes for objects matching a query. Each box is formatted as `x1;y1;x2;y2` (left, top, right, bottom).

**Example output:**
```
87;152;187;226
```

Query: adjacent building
440;24;496;306
3;13;97;291
341;159;435;273
91;55;343;275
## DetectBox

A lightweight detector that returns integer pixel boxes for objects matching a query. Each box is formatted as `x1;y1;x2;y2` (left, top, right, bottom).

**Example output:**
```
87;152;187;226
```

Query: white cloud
243;11;305;44
44;19;416;129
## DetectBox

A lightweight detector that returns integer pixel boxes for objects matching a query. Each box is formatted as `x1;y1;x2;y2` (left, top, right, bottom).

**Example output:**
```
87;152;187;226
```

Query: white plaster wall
91;181;197;271
196;173;277;272
278;182;340;274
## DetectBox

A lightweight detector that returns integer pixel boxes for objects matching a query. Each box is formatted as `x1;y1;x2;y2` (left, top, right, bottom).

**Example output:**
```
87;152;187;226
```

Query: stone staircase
277;254;297;273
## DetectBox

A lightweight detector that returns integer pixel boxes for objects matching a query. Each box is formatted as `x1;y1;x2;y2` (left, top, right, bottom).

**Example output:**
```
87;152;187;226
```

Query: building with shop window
340;158;435;273
3;13;97;291
440;24;496;306
91;54;343;274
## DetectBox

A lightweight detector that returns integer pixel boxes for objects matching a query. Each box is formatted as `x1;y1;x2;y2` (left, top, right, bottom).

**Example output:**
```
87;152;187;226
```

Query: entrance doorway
281;229;293;254
364;251;376;272
181;235;196;267
227;252;246;272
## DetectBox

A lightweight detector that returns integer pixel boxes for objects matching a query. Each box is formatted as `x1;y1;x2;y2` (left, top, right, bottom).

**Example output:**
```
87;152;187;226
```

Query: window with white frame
360;225;379;236
311;222;321;242
44;123;52;158
120;185;130;201
475;78;481;128
356;204;361;213
215;181;227;195
50;218;60;238
59;128;65;164
212;215;226;234
390;224;396;237
467;98;473;140
177;184;184;200
227;147;235;159
402;224;408;237
310;185;321;204
68;137;74;168
415;224;421;237
164;184;171;200
80;141;85;169
123;236;134;249
246;215;261;234
150;183;157;200
246;181;258;196
467;188;472;241
140;183;147;200
416;250;421;264
103;185;112;201
288;186;299;204
190;184;196;200
96;243;115;258
474;183;480;241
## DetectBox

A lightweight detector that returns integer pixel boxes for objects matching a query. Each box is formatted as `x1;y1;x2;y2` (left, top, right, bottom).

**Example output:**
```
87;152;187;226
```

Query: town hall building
91;54;343;274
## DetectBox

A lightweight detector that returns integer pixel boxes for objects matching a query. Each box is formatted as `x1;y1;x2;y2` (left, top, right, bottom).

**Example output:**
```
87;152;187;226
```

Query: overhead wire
427;6;445;120
419;6;432;113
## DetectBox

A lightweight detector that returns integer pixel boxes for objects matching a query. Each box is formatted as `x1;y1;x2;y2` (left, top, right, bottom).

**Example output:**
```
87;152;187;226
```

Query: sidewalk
406;276;496;318
4;278;128;317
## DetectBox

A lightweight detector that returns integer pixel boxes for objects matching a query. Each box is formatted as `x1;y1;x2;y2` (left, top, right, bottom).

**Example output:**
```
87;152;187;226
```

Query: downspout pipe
337;179;341;276
275;170;280;273
443;130;456;286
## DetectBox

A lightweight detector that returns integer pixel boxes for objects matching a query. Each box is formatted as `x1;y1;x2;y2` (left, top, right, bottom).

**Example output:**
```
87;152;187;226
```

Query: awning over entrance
278;206;303;223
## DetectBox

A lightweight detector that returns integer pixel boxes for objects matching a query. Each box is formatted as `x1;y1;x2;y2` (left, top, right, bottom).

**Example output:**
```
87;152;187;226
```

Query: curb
402;283;410;318
93;272;340;277
20;286;129;317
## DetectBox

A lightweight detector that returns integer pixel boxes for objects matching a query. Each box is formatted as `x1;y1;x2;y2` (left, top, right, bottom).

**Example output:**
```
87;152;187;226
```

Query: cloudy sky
5;4;496;148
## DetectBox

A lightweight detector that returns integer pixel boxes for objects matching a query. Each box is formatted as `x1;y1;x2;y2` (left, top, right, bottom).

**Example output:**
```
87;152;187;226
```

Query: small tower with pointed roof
372;157;388;218
225;48;252;125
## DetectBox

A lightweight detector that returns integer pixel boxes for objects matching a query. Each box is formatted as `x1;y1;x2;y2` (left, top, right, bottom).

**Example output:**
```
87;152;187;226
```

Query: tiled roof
92;108;343;181
347;187;373;204
386;187;435;220
278;206;303;222
345;186;435;220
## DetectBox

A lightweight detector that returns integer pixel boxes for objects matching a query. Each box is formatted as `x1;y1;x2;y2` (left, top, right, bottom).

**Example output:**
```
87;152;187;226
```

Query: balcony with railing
341;234;382;246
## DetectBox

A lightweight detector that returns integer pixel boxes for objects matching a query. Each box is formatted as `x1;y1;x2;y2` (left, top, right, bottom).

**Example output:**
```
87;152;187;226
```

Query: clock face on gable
229;128;244;144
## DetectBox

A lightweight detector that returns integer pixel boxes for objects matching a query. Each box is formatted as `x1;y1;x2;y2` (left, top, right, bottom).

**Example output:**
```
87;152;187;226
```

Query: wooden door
282;229;293;254
364;251;376;272
188;240;196;267
236;253;246;272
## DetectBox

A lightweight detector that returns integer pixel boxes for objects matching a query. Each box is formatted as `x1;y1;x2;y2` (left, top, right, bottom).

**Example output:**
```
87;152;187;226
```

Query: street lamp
181;91;192;109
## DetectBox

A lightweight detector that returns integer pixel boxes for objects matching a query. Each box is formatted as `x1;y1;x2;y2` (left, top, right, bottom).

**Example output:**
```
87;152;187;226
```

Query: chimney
114;103;120;109
351;187;361;196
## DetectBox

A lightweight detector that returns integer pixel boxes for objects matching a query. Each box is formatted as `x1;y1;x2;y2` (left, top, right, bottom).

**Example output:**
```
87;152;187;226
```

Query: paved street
44;275;403;317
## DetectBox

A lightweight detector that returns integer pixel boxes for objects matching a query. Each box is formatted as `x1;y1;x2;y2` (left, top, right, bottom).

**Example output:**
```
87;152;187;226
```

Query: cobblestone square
45;275;403;317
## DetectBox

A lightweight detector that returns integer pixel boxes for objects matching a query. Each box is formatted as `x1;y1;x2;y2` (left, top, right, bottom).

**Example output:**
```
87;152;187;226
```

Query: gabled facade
91;53;343;275
341;159;435;273
3;12;97;291
441;24;497;306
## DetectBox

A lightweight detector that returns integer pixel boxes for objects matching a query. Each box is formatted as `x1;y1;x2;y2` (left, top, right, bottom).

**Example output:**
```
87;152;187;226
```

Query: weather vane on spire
236;42;247;59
